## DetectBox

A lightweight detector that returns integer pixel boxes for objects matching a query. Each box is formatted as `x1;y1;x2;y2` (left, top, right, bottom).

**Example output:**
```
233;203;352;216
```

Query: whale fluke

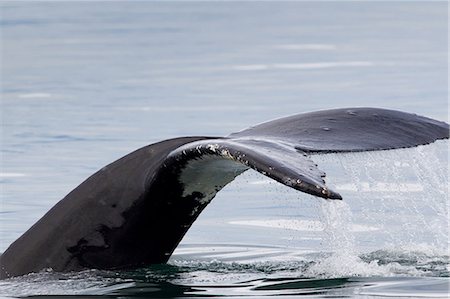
1;108;448;278
230;108;449;152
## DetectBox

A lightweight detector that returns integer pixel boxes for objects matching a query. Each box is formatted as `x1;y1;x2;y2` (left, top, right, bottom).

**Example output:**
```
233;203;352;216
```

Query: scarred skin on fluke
0;108;448;279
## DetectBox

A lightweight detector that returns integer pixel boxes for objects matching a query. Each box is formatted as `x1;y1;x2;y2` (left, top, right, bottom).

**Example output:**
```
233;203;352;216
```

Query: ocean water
0;2;448;298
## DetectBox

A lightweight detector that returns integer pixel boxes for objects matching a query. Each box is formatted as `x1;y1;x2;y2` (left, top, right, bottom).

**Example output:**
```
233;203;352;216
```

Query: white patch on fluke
179;155;248;206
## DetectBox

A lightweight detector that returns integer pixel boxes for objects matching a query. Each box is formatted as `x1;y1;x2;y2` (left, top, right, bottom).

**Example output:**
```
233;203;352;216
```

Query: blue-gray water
0;2;448;298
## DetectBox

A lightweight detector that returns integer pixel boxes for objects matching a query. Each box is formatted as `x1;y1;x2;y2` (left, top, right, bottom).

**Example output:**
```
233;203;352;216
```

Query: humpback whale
0;107;448;279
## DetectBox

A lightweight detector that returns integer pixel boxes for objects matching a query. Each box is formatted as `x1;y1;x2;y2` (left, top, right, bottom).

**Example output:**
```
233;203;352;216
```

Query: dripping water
310;140;449;277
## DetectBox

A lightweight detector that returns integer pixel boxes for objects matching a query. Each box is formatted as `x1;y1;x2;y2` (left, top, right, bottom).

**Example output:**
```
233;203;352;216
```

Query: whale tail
1;108;448;278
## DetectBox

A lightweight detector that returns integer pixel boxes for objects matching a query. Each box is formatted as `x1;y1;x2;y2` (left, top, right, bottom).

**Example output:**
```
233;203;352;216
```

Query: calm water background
0;2;448;298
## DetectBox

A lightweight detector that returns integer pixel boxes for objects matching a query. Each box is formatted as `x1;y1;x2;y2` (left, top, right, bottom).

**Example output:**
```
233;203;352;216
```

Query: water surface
0;2;448;298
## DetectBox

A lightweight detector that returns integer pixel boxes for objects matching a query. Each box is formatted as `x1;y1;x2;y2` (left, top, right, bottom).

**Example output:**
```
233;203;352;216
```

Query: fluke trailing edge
0;108;448;279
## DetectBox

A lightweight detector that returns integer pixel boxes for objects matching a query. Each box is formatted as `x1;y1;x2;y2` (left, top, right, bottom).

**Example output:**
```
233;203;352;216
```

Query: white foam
304;252;423;278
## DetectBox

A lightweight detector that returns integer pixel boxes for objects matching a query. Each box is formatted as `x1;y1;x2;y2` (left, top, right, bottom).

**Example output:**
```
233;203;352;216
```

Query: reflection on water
1;1;448;298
